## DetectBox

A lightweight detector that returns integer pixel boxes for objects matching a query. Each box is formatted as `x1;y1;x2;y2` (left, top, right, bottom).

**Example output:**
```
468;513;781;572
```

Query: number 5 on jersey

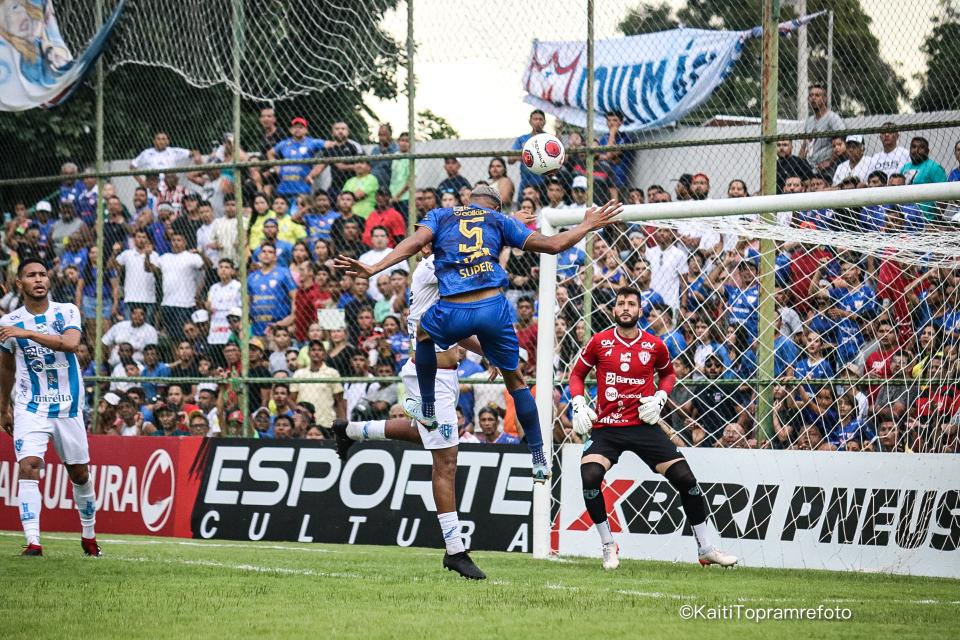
458;217;484;253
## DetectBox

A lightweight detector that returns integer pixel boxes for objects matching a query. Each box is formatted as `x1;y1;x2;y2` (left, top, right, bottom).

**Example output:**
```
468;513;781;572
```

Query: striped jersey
0;302;84;418
407;254;438;337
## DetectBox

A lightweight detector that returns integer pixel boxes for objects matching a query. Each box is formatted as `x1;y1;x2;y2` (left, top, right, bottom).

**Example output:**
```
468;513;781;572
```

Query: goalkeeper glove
637;390;668;425
571;395;597;435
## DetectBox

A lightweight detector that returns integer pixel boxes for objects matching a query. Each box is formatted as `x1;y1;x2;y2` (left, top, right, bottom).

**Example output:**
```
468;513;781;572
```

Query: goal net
532;181;960;575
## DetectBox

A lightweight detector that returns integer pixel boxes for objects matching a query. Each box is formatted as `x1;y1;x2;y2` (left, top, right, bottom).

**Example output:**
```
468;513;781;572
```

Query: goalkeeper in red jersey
568;286;737;570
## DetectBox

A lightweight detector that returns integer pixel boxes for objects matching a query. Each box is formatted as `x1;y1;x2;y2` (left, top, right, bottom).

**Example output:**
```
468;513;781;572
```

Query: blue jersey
774;336;800;377
304;210;340;242
248;267;296;335
640;288;665;317
659;329;687;360
724;284;759;338
253;240;294;267
598;131;635;187
273;137;326;195
557;247;586;280
829;285;877;319
419;205;532;297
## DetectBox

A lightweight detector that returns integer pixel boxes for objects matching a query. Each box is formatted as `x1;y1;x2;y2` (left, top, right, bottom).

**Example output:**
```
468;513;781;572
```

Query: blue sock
415;339;437;417
510;387;546;466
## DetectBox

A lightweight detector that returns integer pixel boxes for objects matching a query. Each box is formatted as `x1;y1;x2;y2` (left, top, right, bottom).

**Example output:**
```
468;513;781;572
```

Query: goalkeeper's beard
615;312;640;328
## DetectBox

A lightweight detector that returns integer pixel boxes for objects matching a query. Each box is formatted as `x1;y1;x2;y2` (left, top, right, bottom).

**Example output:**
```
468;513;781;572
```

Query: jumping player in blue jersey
0;258;100;557
336;185;623;481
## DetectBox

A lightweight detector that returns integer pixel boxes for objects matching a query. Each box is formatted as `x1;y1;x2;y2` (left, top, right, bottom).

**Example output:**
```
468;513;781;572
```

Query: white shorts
12;409;89;465
401;360;460;450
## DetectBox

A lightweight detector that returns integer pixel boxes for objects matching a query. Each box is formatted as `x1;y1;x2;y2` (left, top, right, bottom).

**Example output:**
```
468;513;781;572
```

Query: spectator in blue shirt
476;407;520;445
794;330;835;403
598;111;635;188
648;303;687;360
252;219;294;268
247;242;296;336
370;123;398;188
267;117;332;197
723;261;760;341
508;109;547;205
141;344;171;402
300;191;339;243
456;349;486;425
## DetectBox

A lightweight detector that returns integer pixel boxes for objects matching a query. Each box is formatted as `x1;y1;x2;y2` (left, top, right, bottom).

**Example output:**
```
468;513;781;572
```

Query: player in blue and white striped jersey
0;258;100;557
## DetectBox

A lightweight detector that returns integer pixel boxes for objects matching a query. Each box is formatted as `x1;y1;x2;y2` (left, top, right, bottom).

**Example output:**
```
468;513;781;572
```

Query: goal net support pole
533;216;559;559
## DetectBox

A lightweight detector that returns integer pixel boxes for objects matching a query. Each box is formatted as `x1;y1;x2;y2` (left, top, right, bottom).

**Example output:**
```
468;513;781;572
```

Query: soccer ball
521;133;565;175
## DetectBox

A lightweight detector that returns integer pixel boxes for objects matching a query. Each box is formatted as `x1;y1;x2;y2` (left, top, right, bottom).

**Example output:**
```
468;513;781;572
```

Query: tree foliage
415;110;460;141
618;0;907;122
0;0;404;207
914;0;960;112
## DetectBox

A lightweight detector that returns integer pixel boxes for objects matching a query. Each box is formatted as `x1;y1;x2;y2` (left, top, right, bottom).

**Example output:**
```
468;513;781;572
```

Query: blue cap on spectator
263;218;278;226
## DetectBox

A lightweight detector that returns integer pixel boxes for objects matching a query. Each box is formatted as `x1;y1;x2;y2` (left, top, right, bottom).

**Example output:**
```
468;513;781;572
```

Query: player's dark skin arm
0;349;15;436
334;226;433;280
522;200;623;255
0;327;82;354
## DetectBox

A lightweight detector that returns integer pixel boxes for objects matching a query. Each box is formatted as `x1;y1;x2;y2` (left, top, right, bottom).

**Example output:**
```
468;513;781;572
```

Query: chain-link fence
0;0;957;453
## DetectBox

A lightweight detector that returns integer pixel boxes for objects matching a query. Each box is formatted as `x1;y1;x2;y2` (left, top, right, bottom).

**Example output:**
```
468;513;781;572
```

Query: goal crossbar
542;181;960;227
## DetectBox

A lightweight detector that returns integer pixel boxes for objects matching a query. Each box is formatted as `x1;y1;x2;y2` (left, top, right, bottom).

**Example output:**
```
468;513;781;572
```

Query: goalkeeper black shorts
582;424;682;470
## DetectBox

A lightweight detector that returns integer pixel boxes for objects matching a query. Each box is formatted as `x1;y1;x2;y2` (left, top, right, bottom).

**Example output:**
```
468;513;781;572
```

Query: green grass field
0;532;956;639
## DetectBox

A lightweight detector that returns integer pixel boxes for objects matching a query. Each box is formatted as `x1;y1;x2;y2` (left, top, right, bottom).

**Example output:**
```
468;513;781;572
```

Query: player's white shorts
401;359;459;450
12;408;89;465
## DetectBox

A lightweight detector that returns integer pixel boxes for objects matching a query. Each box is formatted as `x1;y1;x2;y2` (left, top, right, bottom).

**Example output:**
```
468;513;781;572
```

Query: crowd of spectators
4;87;958;453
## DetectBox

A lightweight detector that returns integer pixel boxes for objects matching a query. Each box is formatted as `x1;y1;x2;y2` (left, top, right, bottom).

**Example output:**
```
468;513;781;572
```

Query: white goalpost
531;182;960;578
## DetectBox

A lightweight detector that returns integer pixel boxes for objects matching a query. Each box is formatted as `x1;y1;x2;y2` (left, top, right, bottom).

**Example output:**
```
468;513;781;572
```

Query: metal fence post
233;0;250;435
91;0;105;433
581;0;596;342
406;0;416;242
757;0;781;443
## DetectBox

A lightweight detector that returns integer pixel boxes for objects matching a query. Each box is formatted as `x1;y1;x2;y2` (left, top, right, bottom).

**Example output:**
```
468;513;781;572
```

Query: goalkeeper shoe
403;397;437;430
442;551;487;580
698;547;737;567
532;462;550;484
81;537;102;557
21;544;43;557
331;419;354;461
601;542;620;570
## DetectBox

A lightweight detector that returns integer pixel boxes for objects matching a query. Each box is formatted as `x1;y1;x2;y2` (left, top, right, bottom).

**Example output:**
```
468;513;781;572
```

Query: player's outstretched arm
0;326;81;354
333;226;434;280
522;199;623;255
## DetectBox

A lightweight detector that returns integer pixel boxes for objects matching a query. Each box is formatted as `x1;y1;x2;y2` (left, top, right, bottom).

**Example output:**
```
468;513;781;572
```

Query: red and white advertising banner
0;435;203;537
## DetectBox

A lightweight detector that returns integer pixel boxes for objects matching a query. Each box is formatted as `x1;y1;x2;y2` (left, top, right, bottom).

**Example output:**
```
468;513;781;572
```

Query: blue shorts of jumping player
419;295;520;371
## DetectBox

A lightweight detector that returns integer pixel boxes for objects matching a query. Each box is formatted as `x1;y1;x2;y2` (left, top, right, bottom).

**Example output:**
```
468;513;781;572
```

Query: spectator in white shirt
209;195;245;265
870;122;911;175
645;227;688;309
832;135;873;186
206;259;242;355
112;229;160;322
102;305;159;365
130;132;193;188
144;232;210;341
359;226;408;301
